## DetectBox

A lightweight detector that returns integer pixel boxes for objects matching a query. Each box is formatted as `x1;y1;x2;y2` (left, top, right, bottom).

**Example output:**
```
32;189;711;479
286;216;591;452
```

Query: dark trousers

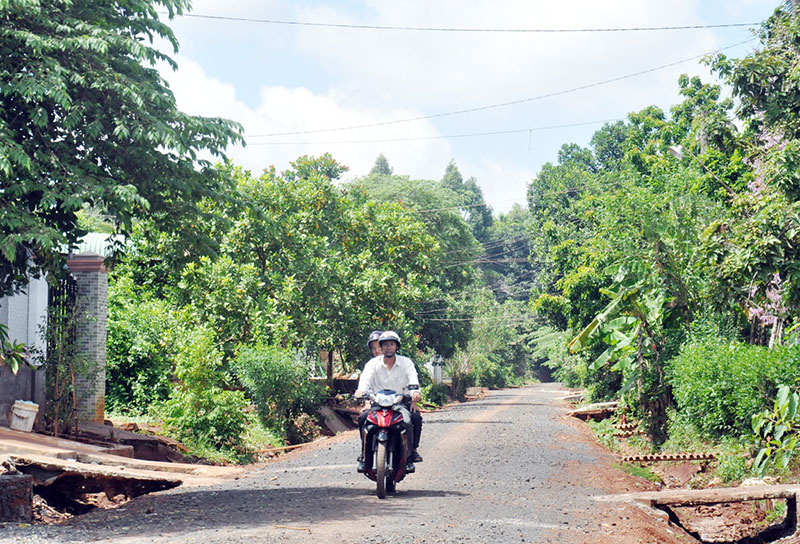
358;409;423;453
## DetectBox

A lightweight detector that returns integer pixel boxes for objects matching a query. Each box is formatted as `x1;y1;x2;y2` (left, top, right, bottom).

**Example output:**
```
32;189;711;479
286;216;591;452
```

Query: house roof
71;233;126;258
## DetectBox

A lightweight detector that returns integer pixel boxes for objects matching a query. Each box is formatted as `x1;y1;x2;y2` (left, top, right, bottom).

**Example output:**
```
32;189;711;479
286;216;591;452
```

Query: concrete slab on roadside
0;426;242;485
0;426;133;459
594;483;800;507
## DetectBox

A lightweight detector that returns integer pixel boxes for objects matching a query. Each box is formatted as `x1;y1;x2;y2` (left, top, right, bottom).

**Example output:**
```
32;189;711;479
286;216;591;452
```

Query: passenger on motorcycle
355;330;424;473
366;330;383;358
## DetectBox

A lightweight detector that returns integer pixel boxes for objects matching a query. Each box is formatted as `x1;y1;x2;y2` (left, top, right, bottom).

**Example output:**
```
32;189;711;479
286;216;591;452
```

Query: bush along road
0;383;694;544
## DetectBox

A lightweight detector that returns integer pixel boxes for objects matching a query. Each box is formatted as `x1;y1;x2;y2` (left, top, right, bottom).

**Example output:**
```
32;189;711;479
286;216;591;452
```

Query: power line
246;119;619;146
443;257;533;269
173;12;756;34
426;314;538;323
416;176;627;217
246;39;754;138
442;233;531;255
417;201;499;214
381;171;633;219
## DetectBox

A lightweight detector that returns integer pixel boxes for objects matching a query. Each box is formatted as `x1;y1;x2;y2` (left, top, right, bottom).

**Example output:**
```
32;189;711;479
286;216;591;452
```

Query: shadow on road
56;484;467;542
423;419;514;425
457;402;553;407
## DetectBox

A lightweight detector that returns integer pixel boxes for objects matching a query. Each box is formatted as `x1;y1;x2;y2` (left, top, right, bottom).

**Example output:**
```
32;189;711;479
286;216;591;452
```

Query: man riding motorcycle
356;331;424;473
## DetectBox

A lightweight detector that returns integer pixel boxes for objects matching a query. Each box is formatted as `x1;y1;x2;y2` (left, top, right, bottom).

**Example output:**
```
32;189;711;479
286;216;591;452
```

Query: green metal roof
71;233;126;258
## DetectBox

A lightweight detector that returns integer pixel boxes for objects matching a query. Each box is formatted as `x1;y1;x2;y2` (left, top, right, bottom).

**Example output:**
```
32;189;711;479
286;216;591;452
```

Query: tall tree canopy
350;172;482;357
441;160;494;243
0;0;243;295
370;153;394;176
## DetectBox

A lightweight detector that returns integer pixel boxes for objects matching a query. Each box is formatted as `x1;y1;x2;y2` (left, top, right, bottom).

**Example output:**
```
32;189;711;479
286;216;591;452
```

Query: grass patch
588;417;621;453
105;409;161;427
107;408;287;465
615;462;662;483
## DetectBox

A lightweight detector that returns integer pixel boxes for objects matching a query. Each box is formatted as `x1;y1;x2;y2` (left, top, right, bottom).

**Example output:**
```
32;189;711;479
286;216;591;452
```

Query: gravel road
0;383;693;544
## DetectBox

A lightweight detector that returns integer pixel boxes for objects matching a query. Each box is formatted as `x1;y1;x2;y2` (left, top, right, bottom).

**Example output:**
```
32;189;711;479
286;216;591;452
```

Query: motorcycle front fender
377;429;389;442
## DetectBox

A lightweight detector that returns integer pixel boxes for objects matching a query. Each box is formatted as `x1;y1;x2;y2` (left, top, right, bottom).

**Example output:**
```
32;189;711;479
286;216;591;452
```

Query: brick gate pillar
66;252;107;423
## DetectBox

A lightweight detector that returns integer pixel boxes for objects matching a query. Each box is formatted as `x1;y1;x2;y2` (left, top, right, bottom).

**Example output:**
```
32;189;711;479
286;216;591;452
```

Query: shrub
444;348;473;400
752;384;800;477
422;383;450;406
106;276;175;413
472;357;508;389
588;417;620;452
662;409;707;453
287;413;322;444
716;452;749;483
232;343;325;437
668;336;800;438
161;327;250;456
542;345;589;389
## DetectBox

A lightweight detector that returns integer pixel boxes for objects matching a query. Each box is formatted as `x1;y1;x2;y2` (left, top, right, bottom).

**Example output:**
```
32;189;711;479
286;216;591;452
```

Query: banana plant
568;281;665;396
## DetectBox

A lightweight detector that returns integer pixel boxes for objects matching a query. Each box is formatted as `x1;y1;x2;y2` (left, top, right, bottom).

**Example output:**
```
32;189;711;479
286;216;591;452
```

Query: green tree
350;172;482;357
170;157;438;366
713;3;800;143
590;121;628;171
370;153;394;175
702;2;800;342
0;0;243;295
441;160;494;243
483;204;535;303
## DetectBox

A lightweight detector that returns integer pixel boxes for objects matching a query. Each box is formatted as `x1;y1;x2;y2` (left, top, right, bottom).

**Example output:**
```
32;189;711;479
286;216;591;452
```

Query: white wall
0;277;49;425
0;276;48;357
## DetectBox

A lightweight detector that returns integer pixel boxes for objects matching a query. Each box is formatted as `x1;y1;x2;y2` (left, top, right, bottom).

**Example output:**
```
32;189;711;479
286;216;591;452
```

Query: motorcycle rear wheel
376;442;387;499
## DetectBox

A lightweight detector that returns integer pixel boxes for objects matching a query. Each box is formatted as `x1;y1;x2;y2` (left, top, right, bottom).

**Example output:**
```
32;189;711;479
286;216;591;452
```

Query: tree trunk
769;317;784;349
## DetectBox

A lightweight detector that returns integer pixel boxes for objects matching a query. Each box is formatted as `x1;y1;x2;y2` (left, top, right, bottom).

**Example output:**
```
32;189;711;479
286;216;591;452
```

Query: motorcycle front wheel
376;442;387;499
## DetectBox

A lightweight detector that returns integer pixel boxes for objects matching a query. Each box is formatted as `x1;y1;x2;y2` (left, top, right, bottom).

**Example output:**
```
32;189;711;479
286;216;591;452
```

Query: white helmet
366;330;383;349
378;330;401;349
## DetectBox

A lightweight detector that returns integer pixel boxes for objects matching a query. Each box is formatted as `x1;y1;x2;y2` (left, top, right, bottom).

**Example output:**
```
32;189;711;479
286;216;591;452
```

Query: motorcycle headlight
375;391;401;407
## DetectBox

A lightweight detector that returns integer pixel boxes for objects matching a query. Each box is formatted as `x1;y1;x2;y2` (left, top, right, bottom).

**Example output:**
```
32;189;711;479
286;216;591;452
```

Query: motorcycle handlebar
357;389;415;399
360;390;414;409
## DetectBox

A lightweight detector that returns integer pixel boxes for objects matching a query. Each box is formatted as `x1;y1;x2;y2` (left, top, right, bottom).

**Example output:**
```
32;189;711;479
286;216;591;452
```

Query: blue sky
158;1;780;214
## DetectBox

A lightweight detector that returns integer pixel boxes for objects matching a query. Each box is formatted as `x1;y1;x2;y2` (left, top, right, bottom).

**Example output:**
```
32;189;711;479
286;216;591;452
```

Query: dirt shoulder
554;412;697;543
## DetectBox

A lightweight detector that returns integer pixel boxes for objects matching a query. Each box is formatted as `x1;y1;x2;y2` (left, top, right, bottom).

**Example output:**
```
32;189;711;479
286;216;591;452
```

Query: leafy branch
753;384;800;476
0;323;30;375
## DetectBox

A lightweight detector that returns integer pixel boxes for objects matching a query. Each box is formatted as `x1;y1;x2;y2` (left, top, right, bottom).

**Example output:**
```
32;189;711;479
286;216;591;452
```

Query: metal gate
44;274;78;435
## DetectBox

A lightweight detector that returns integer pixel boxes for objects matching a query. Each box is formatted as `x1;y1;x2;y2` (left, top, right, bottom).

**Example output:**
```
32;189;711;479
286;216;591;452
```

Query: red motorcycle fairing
364;430;408;482
363;418;409;483
367;408;405;427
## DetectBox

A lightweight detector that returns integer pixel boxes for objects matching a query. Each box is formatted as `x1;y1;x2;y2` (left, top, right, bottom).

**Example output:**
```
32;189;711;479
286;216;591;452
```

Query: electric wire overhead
246;119;620;146
172;12;756;34
426;314;537;323
414;178;630;216
247;39;755;138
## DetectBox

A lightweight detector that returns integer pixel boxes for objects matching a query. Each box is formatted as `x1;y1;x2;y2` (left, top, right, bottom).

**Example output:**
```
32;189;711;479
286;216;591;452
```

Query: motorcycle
359;388;414;499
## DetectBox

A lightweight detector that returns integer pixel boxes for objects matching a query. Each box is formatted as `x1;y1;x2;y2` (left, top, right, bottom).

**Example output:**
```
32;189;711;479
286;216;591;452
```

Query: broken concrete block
317;406;352;434
0;473;32;522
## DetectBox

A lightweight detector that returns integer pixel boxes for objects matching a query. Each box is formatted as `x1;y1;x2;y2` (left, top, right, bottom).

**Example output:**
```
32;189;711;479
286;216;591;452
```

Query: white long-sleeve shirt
356;354;419;394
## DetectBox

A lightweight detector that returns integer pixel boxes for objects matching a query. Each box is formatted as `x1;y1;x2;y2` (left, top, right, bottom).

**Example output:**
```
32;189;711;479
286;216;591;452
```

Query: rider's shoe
411;451;423;463
356;454;365;473
405;461;415;473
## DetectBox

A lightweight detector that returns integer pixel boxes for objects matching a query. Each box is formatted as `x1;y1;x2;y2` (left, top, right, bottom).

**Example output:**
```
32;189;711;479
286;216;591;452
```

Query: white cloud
459;157;536;214
158;1;777;212
292;0;718;112
159;55;453;179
